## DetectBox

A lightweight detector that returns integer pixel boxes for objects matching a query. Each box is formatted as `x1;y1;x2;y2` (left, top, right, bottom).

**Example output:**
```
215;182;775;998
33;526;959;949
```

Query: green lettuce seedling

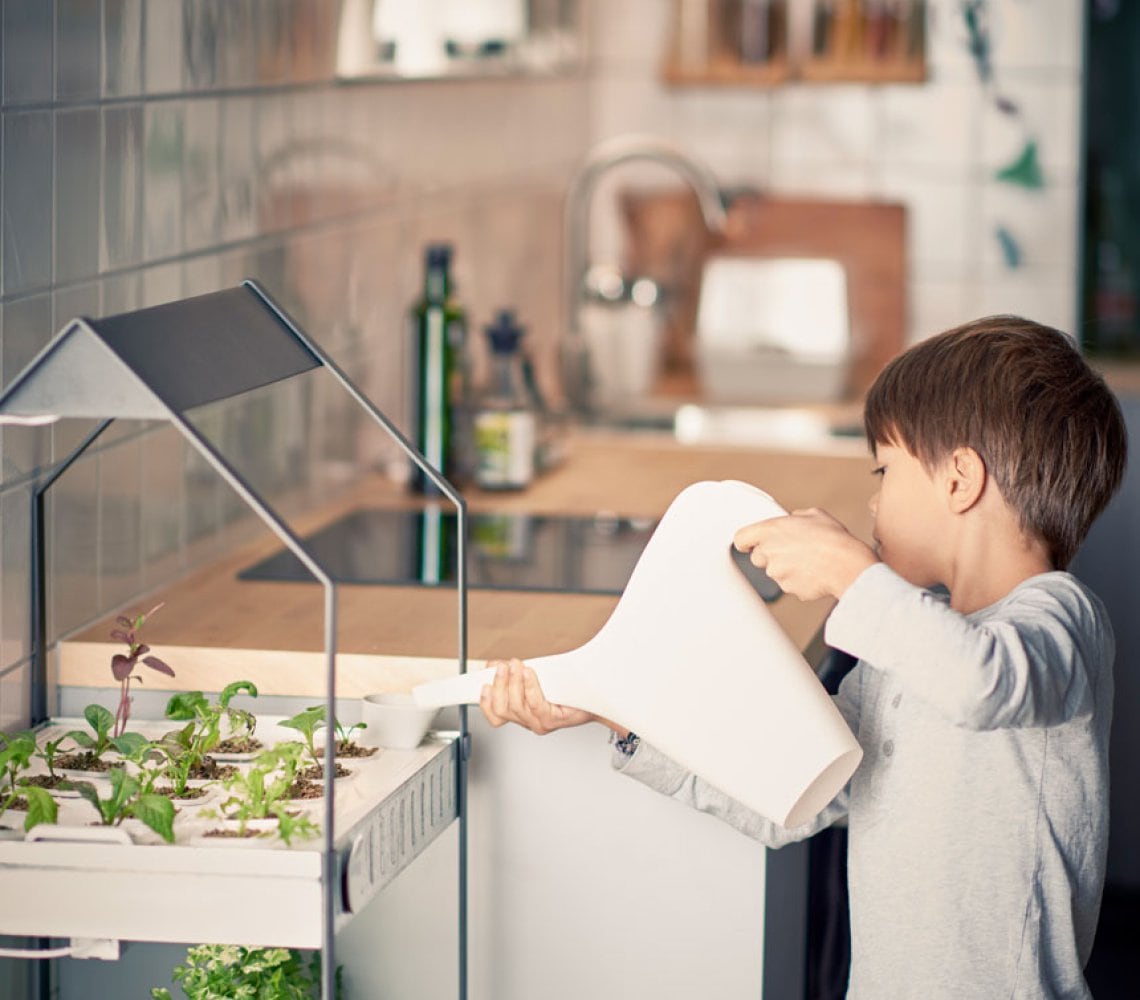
201;742;318;844
73;768;175;843
0;732;59;831
165;680;259;756
280;706;327;771
64;705;147;767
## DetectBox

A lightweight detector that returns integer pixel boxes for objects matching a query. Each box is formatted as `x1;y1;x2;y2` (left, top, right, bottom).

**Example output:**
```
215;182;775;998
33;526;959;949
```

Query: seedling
165;681;260;757
151;944;339;1000
0;733;55;830
152;722;216;799
62;702;145;766
280;706;327;771
110;603;175;738
73;768;175;843
0;731;35;795
202;742;319;844
333;718;367;750
0;782;58;833
34;734;74;780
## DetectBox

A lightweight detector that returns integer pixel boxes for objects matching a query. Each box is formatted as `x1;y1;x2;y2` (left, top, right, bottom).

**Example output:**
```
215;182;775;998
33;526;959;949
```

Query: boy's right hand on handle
479;658;598;736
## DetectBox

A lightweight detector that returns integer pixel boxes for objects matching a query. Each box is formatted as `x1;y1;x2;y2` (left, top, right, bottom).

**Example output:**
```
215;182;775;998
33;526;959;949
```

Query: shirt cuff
825;561;915;661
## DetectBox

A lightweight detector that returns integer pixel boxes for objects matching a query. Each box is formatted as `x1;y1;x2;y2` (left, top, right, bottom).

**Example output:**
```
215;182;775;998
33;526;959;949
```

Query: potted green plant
280;706;352;781
72;767;176;843
24;733;80;793
151;943;339;999
109;603;175;738
58;704;146;774
151;722;231;800
210;680;263;756
166;681;261;760
323;717;376;761
199;742;319;845
0;733;58;834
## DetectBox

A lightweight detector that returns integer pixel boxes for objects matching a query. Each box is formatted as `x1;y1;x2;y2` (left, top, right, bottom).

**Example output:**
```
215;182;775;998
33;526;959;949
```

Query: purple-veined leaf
135;644;150;656
142;655;175;677
110;629;132;643
110;653;136;681
115;616;133;629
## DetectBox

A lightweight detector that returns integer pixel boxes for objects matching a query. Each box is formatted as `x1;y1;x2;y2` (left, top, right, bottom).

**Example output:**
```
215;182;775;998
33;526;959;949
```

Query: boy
480;316;1127;998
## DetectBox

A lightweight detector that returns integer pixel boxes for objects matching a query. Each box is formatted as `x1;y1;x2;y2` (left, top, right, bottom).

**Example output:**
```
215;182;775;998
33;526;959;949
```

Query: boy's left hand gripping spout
479;658;595;735
734;508;877;602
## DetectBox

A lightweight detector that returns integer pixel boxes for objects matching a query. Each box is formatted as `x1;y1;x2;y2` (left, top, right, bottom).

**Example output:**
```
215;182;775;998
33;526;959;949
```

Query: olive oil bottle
410;243;468;494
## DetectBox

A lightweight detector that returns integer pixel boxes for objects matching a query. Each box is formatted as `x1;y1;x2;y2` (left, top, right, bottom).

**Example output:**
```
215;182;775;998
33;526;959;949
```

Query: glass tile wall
0;0;589;736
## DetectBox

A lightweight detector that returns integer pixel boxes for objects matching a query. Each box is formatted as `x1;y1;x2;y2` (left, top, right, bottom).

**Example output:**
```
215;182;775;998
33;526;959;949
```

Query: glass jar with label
473;310;536;490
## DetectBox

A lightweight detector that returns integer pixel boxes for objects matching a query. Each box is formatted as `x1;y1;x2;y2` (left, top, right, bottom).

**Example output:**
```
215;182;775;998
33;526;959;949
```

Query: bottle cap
425;244;453;269
485;309;525;354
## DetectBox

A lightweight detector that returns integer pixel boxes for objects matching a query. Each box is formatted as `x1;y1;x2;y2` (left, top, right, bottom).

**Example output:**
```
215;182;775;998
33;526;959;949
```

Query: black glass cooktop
240;507;781;601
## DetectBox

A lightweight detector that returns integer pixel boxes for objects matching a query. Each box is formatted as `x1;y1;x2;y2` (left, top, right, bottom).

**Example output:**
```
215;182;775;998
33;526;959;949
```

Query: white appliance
695;256;852;404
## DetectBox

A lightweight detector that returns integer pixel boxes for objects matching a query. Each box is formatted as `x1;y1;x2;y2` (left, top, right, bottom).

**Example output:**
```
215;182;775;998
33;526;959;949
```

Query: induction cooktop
240;507;782;601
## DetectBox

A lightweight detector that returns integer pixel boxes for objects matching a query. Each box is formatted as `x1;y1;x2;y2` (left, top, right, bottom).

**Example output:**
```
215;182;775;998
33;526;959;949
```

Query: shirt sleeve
825;562;1104;730
611;671;862;848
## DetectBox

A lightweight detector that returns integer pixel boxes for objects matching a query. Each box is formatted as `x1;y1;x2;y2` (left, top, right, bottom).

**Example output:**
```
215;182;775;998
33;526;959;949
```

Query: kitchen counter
59;430;876;698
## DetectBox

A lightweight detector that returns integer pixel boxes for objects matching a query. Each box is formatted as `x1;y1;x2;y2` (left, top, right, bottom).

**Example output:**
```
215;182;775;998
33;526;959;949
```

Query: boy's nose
868;492;879;516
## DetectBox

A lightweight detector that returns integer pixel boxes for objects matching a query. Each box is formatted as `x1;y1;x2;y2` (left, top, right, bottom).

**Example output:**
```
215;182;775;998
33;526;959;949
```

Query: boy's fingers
479;685;503;727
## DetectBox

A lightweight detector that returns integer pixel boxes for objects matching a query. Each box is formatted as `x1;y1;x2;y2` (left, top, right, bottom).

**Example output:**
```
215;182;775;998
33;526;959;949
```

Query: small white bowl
360;693;439;750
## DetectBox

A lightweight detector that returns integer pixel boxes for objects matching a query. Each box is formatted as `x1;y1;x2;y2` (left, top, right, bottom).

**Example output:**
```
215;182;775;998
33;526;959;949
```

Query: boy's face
868;442;949;589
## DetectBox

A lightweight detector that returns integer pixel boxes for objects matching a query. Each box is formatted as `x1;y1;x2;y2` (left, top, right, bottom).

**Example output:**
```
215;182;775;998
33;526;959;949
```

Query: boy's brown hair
864;315;1127;569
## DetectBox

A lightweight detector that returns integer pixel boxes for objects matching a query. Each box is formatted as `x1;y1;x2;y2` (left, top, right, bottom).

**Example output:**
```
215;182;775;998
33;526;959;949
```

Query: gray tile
256;0;294;84
182;98;221;253
1;488;31;671
101;105;144;271
141;261;183;307
0;662;32;732
97;436;143;612
2;0;54;105
219;96;258;242
143;102;185;261
103;0;144;98
100;271;143;316
56;0;102;101
52;281;101;331
181;253;222;298
217;0;256;89
143;0;186;94
55;109;102;285
184;0;223;91
1;293;52;396
1;111;53;295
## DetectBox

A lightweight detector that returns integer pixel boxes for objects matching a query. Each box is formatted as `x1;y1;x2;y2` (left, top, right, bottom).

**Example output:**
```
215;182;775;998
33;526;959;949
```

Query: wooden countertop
59;430;876;698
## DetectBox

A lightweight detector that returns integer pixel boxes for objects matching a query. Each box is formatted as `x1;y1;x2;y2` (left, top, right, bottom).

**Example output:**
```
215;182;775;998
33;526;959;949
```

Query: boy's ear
944;446;987;514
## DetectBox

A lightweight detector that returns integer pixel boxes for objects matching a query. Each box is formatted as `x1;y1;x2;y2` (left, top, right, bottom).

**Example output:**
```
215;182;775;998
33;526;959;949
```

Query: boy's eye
871;466;885;477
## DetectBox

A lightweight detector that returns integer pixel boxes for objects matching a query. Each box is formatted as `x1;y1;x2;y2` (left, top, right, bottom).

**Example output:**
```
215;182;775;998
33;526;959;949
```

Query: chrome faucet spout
562;135;726;414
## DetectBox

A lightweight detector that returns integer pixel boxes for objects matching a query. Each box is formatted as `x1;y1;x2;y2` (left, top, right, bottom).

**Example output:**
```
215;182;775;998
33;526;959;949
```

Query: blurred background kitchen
0;0;1138;997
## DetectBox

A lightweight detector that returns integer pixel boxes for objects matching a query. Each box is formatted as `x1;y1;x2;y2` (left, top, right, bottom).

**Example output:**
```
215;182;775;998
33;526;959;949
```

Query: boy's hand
479;658;596;735
734;508;877;602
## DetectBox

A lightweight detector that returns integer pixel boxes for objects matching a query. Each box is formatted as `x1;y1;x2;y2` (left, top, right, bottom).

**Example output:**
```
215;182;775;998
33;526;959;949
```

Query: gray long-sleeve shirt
618;563;1113;999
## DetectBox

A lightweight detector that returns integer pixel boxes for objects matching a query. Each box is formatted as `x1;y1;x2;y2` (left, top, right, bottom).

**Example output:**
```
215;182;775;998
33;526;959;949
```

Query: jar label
474;411;536;487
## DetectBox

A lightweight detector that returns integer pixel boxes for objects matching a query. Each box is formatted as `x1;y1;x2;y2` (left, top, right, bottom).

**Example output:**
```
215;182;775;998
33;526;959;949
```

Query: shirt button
883;739;895;757
892;693;902;709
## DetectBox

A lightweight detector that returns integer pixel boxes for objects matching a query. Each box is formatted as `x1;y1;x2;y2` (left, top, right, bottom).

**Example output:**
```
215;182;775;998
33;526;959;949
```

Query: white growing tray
0;717;458;948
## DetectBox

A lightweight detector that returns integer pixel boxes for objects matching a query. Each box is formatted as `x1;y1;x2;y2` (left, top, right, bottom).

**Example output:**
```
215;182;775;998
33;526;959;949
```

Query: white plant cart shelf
0;718;458;949
0;283;470;999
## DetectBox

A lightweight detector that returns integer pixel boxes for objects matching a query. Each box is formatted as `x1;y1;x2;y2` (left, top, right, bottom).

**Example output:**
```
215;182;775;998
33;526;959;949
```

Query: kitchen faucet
561;134;728;414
